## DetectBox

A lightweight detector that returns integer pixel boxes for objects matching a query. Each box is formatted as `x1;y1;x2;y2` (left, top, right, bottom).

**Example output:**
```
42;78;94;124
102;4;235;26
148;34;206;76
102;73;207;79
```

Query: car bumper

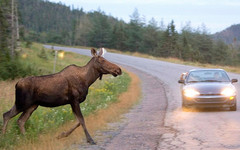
183;95;236;108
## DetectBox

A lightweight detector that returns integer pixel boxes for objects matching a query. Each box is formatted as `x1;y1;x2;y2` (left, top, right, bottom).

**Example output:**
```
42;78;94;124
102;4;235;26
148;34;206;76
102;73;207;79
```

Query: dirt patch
70;66;168;150
16;68;141;150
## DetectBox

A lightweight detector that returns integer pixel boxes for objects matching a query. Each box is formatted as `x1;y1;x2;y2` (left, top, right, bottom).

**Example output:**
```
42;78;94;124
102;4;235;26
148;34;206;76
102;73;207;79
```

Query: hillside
17;0;85;44
212;24;240;48
14;0;240;66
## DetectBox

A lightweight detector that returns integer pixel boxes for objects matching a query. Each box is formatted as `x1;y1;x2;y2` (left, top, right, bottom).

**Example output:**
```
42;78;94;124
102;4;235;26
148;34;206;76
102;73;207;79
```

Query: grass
0;42;132;149
22;43;90;74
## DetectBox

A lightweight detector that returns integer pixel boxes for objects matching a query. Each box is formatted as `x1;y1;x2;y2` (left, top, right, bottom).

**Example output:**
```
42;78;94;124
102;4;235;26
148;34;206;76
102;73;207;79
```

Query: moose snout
112;68;122;77
117;68;122;75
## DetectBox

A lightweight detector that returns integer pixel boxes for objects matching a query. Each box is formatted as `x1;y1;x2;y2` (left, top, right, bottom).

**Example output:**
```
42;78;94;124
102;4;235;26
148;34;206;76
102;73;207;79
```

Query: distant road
44;45;240;149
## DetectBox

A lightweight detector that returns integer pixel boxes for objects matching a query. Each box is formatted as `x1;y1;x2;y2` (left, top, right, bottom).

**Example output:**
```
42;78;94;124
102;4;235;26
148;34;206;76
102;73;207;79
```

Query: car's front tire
230;104;237;111
182;99;188;110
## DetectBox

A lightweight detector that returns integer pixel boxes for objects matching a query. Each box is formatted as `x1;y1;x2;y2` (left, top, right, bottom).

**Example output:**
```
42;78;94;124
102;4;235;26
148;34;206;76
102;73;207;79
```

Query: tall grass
0;43;131;149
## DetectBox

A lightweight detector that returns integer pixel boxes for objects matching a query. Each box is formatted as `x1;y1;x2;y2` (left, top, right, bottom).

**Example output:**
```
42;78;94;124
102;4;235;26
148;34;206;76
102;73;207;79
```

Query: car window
186;70;230;82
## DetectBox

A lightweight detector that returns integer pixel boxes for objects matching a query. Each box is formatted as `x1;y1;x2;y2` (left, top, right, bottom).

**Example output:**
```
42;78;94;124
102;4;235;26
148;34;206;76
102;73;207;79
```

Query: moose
2;48;122;144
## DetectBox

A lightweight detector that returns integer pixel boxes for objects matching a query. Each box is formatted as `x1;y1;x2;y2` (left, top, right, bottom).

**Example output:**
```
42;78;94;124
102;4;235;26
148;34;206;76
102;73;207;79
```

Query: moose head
91;48;122;80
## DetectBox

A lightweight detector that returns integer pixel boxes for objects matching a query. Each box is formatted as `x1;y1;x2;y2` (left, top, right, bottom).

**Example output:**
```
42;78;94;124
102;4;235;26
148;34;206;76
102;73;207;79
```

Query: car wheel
182;100;188;110
230;104;237;111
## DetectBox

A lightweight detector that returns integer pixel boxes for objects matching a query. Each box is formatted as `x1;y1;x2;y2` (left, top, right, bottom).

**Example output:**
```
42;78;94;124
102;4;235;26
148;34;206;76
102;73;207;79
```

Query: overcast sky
48;0;240;34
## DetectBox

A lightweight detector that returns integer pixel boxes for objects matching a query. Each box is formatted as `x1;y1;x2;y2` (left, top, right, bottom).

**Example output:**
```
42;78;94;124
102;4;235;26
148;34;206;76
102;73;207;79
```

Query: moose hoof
57;132;68;139
87;139;96;145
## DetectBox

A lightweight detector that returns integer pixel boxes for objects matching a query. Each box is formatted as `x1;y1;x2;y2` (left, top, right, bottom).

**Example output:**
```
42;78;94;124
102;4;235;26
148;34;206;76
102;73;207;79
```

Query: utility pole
53;50;58;73
52;46;57;73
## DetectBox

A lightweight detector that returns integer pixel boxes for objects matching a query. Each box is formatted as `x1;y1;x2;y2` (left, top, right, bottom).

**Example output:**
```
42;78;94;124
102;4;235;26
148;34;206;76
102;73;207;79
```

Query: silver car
178;69;238;111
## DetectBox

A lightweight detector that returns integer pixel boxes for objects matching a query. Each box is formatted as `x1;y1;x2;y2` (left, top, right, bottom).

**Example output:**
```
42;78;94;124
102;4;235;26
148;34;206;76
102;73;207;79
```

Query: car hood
184;82;235;95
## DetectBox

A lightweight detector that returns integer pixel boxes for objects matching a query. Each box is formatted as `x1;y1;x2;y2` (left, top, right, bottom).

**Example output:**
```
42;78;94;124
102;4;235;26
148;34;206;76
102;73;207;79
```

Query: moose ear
98;48;106;57
91;48;97;57
98;48;103;56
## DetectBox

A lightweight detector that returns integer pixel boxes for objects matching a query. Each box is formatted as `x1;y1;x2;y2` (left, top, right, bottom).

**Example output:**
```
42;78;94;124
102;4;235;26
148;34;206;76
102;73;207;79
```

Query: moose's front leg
72;102;96;144
58;101;96;144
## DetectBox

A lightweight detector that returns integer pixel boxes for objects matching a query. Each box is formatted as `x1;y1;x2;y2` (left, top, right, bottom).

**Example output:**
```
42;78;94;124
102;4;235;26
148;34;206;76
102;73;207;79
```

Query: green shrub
0;59;40;80
25;41;32;48
38;47;48;60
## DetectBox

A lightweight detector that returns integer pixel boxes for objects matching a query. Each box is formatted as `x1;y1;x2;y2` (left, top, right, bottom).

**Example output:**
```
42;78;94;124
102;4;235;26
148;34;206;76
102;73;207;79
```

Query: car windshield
186;70;230;83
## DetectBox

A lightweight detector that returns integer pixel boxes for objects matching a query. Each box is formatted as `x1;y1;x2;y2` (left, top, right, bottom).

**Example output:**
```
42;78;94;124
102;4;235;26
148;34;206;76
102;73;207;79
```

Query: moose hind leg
57;122;80;139
2;105;21;134
17;105;38;134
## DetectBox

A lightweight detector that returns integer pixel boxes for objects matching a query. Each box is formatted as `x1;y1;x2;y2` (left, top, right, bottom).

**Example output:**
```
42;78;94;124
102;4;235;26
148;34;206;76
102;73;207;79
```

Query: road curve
44;45;240;150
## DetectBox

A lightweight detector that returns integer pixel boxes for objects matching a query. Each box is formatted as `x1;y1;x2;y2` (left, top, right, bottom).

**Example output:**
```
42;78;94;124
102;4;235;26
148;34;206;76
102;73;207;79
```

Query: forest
1;0;240;80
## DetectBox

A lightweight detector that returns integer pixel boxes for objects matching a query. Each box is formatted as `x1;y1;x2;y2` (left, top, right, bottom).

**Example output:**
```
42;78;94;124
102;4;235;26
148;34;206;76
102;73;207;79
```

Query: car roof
188;69;226;72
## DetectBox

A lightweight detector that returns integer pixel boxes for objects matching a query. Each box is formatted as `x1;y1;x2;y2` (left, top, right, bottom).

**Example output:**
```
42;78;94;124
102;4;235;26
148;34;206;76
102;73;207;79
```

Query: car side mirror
231;79;238;83
178;80;184;84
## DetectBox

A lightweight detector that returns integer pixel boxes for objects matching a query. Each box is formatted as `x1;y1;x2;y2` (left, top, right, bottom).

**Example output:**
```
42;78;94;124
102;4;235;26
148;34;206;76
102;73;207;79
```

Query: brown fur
2;48;122;145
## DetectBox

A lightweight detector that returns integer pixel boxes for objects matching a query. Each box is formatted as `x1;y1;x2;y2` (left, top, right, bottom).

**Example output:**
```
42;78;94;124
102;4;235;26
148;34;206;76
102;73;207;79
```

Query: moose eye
99;58;105;63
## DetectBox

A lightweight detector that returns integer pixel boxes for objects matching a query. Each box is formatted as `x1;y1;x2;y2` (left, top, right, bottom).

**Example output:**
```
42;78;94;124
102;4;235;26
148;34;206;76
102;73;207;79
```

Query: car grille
200;94;221;96
194;97;227;103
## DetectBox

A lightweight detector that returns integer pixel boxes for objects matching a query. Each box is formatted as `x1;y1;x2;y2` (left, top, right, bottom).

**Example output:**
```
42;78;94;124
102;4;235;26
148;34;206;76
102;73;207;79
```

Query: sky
48;0;240;34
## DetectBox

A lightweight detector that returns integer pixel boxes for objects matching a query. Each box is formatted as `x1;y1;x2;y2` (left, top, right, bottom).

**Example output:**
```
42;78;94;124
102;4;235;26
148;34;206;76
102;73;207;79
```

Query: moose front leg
57;102;96;145
72;102;96;144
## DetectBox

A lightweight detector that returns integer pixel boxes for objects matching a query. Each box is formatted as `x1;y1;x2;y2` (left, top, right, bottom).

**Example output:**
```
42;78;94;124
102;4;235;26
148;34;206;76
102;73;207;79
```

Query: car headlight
184;89;200;98
221;87;236;97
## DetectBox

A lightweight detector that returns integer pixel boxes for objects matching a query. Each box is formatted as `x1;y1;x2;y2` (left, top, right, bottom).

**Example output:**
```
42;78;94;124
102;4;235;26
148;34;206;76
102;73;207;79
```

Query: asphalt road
45;45;240;150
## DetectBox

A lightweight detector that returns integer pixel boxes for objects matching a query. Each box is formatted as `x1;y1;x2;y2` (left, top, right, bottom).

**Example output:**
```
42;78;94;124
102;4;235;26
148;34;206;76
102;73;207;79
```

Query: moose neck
83;58;102;87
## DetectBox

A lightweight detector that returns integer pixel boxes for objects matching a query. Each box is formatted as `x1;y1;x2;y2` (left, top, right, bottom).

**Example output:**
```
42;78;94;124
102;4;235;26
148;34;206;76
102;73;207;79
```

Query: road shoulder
73;66;168;150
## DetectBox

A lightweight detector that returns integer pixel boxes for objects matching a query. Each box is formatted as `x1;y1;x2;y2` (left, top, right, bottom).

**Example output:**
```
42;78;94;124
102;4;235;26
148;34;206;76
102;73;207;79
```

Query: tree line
0;0;19;60
1;0;240;79
17;0;240;66
0;0;39;80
